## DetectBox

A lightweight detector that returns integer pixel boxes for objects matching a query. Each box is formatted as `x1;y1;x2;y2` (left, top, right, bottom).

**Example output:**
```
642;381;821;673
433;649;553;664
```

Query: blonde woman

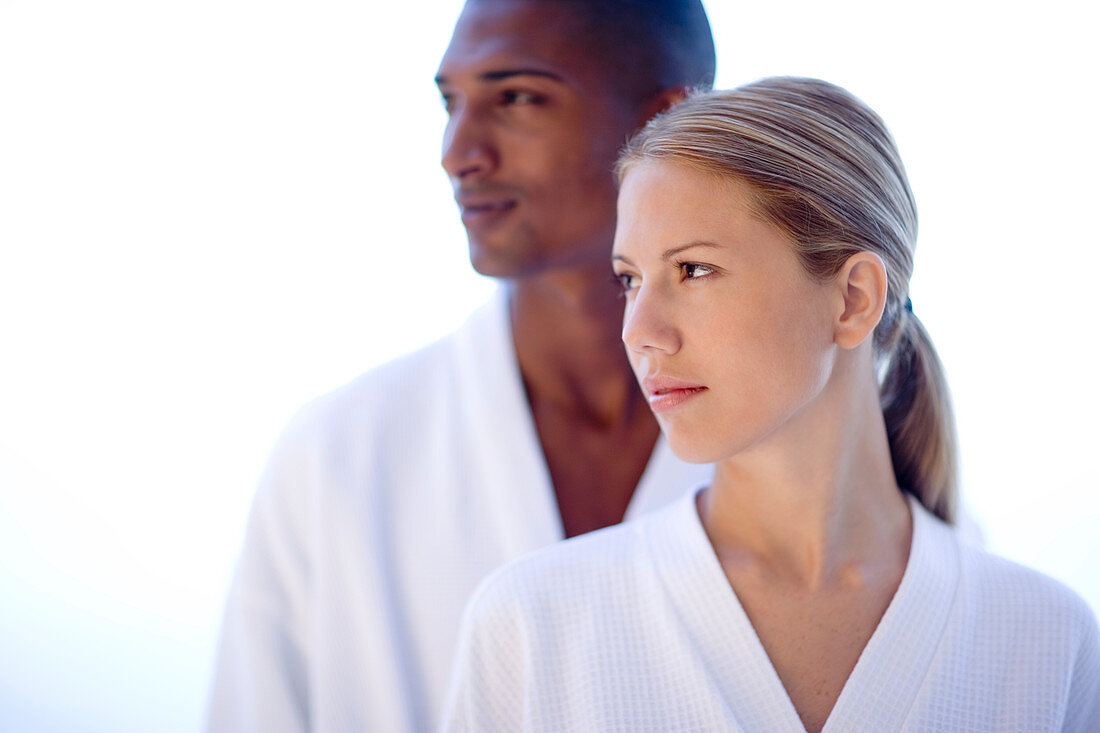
441;78;1100;732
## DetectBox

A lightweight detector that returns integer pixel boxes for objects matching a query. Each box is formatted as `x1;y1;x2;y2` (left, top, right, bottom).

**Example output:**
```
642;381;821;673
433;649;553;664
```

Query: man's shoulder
287;294;506;442
320;330;458;416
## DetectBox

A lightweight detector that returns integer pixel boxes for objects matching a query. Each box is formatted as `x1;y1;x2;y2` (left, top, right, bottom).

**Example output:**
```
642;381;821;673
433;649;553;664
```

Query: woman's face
612;161;840;464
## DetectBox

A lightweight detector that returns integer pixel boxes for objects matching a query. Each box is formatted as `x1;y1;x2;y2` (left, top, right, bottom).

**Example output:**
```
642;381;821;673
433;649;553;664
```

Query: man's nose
621;286;682;356
441;107;496;182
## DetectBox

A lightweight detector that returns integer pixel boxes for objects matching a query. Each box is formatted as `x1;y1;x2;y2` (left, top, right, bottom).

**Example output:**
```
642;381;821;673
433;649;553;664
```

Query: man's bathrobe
442;491;1100;732
205;289;713;732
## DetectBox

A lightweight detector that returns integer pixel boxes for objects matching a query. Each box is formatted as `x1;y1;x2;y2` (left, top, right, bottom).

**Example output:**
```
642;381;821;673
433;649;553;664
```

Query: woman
440;78;1099;732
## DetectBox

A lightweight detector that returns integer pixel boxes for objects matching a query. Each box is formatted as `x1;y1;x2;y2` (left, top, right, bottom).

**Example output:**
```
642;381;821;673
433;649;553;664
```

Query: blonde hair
617;76;958;523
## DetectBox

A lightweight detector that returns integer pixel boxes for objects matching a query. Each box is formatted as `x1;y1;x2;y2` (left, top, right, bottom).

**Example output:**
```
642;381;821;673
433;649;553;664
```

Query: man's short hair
471;0;717;99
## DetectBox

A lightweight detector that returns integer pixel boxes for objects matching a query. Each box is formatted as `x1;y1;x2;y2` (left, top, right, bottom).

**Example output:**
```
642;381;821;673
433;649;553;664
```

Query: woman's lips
642;376;707;414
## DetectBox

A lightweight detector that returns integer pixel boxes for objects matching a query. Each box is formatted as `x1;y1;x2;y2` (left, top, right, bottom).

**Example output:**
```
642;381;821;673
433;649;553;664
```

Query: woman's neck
698;355;911;589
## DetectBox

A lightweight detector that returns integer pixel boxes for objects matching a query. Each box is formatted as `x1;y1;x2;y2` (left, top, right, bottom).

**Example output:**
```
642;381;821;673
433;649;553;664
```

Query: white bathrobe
205;289;714;733
442;491;1100;732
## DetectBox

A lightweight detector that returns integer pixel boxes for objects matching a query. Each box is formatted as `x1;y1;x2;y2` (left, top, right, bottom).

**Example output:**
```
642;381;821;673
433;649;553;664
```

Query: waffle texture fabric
205;289;714;733
442;491;1100;732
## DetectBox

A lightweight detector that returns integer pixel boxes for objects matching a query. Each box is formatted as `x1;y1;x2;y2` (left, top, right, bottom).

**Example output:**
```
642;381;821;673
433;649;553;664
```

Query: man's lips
641;376;707;414
455;192;518;224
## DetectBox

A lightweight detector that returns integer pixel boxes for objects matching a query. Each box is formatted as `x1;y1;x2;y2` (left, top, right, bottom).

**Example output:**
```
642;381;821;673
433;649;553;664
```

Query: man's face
436;0;644;278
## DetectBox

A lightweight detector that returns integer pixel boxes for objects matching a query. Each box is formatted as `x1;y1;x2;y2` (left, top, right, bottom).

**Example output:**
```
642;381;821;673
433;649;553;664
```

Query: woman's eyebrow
660;241;721;261
612;241;721;266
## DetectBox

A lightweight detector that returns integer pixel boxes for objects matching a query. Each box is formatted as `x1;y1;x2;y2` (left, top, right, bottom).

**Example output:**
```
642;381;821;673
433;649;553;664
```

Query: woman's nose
621;286;681;356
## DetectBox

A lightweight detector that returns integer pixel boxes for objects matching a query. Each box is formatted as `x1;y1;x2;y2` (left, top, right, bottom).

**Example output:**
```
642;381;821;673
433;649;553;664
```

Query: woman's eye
682;263;715;279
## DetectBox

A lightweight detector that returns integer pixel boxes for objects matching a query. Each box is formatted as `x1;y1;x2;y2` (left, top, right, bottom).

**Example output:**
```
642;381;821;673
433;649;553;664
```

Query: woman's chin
665;433;726;465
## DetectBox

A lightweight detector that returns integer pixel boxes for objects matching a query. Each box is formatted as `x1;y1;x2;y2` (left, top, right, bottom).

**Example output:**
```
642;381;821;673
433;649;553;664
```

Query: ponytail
879;310;958;523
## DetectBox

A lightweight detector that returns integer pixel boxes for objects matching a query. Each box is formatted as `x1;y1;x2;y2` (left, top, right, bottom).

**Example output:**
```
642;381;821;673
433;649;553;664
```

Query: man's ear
834;251;889;350
639;86;691;124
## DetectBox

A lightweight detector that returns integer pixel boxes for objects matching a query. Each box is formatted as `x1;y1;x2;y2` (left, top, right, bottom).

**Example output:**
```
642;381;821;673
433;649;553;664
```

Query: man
207;1;716;730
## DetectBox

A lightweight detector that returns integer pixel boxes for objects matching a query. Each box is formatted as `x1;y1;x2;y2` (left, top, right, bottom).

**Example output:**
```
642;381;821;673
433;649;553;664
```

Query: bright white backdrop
1;1;1096;731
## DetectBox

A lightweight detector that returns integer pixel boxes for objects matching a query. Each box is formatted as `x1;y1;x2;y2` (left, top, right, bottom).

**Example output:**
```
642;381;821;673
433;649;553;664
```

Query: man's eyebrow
481;69;564;82
435;69;566;86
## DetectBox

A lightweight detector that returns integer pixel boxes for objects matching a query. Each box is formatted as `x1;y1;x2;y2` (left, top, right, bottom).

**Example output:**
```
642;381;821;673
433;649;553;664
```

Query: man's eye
501;90;542;106
613;272;639;293
682;263;714;279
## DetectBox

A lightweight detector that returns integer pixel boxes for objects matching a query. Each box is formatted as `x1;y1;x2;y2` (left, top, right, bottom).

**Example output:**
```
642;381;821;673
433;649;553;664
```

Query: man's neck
507;265;642;427
505;265;660;537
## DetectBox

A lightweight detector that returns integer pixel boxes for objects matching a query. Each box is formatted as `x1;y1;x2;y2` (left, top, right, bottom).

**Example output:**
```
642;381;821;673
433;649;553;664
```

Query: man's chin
466;232;539;278
468;250;529;279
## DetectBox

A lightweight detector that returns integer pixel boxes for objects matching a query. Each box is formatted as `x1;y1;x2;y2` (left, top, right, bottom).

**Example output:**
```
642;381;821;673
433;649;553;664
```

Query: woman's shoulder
442;495;703;730
939;536;1100;727
462;497;691;631
908;497;1095;634
947;533;1100;676
955;539;1095;626
478;512;659;603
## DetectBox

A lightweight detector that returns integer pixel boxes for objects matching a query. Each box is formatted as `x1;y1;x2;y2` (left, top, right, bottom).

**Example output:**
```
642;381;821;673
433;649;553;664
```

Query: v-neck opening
453;289;560;556
647;490;960;732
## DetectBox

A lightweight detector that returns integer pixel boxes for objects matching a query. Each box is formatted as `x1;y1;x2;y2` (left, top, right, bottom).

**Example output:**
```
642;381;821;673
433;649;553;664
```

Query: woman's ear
834;252;888;350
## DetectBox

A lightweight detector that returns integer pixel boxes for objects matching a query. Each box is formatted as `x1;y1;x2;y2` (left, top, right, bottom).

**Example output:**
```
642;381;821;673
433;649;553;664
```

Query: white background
1;1;1096;730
